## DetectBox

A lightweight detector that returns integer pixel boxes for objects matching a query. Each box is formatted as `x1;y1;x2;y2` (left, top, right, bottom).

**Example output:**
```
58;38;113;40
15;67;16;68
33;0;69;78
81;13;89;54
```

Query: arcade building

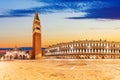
44;40;120;59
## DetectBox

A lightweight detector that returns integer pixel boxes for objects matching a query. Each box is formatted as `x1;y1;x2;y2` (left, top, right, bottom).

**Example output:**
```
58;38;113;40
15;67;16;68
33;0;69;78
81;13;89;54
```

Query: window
86;43;87;46
98;43;100;46
36;27;40;30
95;43;96;46
92;43;93;46
79;44;81;46
101;43;102;46
74;44;76;46
83;43;85;46
77;44;79;46
104;44;106;47
89;43;90;46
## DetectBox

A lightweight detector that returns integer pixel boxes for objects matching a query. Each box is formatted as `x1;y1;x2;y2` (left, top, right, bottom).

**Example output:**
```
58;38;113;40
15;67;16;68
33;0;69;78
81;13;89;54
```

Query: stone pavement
0;59;120;80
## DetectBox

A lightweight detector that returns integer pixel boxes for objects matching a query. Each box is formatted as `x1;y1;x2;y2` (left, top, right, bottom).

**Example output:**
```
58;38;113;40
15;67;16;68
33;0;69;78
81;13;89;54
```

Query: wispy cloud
67;7;120;20
88;27;120;30
66;0;120;20
113;27;120;30
88;28;108;30
0;1;89;18
0;14;31;18
0;0;120;19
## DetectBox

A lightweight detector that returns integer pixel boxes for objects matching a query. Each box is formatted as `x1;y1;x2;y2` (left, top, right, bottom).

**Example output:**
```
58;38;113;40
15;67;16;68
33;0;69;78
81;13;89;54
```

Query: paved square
0;59;120;80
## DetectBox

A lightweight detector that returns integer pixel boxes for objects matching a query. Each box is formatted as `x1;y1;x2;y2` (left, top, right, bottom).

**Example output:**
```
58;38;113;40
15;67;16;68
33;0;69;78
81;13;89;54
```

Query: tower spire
34;9;40;20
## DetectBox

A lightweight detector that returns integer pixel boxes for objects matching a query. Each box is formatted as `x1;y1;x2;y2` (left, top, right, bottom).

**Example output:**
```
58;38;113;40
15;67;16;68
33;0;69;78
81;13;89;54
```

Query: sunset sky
0;0;120;48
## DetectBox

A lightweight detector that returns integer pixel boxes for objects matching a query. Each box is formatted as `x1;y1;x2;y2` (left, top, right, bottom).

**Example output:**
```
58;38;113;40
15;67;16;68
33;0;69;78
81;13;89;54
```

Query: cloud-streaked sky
0;0;120;48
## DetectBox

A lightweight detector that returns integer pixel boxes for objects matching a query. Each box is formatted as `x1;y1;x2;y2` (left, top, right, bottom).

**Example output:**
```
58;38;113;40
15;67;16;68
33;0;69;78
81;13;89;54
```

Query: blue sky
0;0;120;19
0;0;120;48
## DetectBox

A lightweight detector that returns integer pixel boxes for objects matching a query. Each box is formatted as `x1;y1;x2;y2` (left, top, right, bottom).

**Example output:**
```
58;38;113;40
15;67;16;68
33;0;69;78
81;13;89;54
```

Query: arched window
83;43;85;46
86;43;87;46
101;43;102;46
113;44;115;47
80;44;81;46
68;44;70;47
74;44;76;46
77;43;79;46
89;43;90;46
109;44;111;47
98;43;100;46
67;45;69;47
104;43;106;47
92;43;93;46
95;43;96;46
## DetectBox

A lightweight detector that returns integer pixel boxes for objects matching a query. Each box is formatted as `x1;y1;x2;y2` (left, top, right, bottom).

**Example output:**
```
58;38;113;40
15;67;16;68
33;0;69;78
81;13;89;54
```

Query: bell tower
14;45;18;51
32;10;42;59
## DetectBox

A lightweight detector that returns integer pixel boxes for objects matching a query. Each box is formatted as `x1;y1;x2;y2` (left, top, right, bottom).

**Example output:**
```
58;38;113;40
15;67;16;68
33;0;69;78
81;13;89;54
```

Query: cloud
113;27;120;30
66;0;120;20
88;27;120;30
0;1;90;18
0;14;31;18
67;7;120;20
88;28;108;30
0;9;33;18
35;0;101;3
0;0;120;19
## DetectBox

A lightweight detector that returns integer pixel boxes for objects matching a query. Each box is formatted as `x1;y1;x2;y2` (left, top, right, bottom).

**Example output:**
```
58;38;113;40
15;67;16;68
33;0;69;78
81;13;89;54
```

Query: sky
0;0;120;48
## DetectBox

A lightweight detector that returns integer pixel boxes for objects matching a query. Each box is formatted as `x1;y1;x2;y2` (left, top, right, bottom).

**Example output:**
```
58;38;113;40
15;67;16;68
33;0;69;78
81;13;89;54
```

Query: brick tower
32;10;42;59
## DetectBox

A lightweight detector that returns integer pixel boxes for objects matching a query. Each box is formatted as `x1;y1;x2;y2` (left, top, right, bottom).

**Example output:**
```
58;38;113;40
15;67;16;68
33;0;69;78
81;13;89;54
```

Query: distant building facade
1;46;30;60
44;40;120;59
